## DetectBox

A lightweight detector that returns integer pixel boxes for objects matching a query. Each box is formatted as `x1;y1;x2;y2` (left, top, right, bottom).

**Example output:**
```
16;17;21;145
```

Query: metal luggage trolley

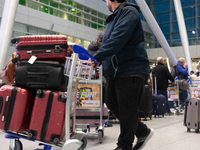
72;45;106;144
4;46;92;150
188;80;200;99
167;80;181;115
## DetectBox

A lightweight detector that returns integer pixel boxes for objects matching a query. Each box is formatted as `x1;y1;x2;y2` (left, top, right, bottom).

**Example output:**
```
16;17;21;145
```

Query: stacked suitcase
0;35;68;145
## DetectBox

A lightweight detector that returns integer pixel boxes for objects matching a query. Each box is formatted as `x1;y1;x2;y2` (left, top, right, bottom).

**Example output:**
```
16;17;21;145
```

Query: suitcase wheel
195;129;199;133
9;140;22;150
98;130;103;144
187;128;190;132
53;138;60;145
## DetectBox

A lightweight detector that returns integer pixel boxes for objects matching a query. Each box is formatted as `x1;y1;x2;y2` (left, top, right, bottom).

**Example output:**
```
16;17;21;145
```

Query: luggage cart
72;45;107;144
167;80;181;115
4;49;94;150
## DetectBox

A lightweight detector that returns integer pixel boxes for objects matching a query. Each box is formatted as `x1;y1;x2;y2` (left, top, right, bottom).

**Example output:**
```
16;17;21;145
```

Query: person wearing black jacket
152;57;174;114
92;0;153;150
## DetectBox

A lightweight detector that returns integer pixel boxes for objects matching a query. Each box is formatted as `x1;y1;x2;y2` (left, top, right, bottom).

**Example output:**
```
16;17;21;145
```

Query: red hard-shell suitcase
0;85;35;132
76;106;109;127
11;35;68;62
28;89;66;145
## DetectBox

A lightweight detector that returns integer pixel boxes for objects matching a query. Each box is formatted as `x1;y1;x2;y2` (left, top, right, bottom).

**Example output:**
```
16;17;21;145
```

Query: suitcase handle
27;50;52;54
2;96;9;121
27;72;49;78
27;83;48;89
0;96;3;114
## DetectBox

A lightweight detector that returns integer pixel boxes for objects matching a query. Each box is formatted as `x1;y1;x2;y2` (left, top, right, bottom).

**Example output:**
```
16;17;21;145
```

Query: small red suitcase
0;85;35;132
28;89;66;145
11;35;68;62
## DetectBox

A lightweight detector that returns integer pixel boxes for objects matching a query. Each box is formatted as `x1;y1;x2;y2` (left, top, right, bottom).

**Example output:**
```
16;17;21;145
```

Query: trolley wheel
78;137;87;150
187;128;190;132
9;140;23;150
98;130;103;144
195;129;199;133
176;110;179;115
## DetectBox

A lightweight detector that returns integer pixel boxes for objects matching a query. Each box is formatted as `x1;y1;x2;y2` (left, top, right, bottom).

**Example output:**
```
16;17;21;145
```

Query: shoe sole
138;128;154;150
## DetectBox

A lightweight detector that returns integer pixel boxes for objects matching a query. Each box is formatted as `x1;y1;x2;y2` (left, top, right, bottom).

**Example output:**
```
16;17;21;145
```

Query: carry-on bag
153;77;166;117
138;84;153;120
11;35;68;62
0;85;35;132
76;106;109;127
185;98;200;132
15;60;68;91
28;89;67;144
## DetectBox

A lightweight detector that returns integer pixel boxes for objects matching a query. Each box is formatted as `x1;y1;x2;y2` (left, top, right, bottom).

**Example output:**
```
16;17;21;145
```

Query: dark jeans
157;90;171;113
106;76;148;150
179;90;188;106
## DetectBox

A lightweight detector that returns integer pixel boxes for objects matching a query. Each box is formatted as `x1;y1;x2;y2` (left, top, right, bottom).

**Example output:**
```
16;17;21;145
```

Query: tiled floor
0;109;200;150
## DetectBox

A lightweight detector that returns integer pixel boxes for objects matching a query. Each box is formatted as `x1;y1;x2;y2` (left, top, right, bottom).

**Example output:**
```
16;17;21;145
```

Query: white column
173;0;192;72
135;0;177;66
0;0;19;72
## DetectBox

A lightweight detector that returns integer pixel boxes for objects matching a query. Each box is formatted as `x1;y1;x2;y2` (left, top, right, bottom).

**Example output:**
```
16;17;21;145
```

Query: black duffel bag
15;60;68;91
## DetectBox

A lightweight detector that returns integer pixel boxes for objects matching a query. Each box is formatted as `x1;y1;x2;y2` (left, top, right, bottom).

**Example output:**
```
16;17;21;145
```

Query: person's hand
88;58;96;68
184;62;188;67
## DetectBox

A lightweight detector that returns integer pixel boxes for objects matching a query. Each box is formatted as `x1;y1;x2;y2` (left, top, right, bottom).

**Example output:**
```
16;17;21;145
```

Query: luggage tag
28;55;37;64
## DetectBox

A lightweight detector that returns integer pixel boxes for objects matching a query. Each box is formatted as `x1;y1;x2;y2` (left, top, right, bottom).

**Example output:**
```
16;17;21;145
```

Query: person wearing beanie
92;0;154;150
87;32;104;55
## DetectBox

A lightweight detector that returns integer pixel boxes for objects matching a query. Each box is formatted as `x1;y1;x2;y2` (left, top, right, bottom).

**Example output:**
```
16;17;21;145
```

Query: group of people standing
152;57;189;114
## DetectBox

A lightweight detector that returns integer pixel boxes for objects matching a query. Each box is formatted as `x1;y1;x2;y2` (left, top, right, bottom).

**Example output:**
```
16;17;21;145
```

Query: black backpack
171;65;179;78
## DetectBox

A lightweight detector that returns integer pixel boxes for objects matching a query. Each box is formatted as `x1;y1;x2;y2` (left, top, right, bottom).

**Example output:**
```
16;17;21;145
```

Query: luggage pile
0;35;69;145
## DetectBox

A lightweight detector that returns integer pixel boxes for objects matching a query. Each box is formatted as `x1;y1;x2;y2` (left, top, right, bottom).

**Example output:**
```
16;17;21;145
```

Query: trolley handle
73;44;98;63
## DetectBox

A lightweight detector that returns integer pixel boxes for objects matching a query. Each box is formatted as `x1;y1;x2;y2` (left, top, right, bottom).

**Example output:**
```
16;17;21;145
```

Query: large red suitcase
0;85;35;132
28;89;66;145
11;35;68;62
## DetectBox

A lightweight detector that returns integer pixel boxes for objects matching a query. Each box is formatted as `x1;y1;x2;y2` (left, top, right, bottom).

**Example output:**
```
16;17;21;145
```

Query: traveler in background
67;41;75;57
152;57;174;115
176;57;189;108
190;70;198;81
92;0;154;149
87;32;104;55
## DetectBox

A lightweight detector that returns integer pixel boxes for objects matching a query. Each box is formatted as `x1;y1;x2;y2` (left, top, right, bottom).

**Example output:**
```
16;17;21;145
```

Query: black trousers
106;76;148;150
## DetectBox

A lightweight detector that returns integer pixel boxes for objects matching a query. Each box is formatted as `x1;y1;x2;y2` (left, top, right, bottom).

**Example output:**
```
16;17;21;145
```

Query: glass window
153;0;167;3
77;4;83;10
160;23;170;34
69;8;76;14
156;12;170;24
77;11;83;17
76;38;83;45
28;26;38;34
183;7;195;19
38;28;48;34
198;29;200;37
19;0;26;5
172;22;179;32
98;13;104;18
60;4;68;12
50;0;58;8
68;1;76;7
155;2;169;14
172;11;177;21
39;0;48;5
171;40;181;46
172;33;180;40
13;31;26;38
198;6;200;16
91;10;97;16
92;23;97;29
27;1;38;10
98;25;104;31
198;0;200;4
84;20;91;27
83;40;90;49
61;0;68;5
181;0;195;7
164;34;170;41
50;8;58;16
98;19;103;25
187;30;196;39
84;7;90;13
59;11;68;20
91;16;97;22
14;22;27;32
39;5;48;13
185;18;196;30
84;13;90;20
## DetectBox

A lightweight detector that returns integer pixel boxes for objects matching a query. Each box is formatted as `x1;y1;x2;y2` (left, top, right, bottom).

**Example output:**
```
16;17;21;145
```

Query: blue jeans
155;90;171;113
